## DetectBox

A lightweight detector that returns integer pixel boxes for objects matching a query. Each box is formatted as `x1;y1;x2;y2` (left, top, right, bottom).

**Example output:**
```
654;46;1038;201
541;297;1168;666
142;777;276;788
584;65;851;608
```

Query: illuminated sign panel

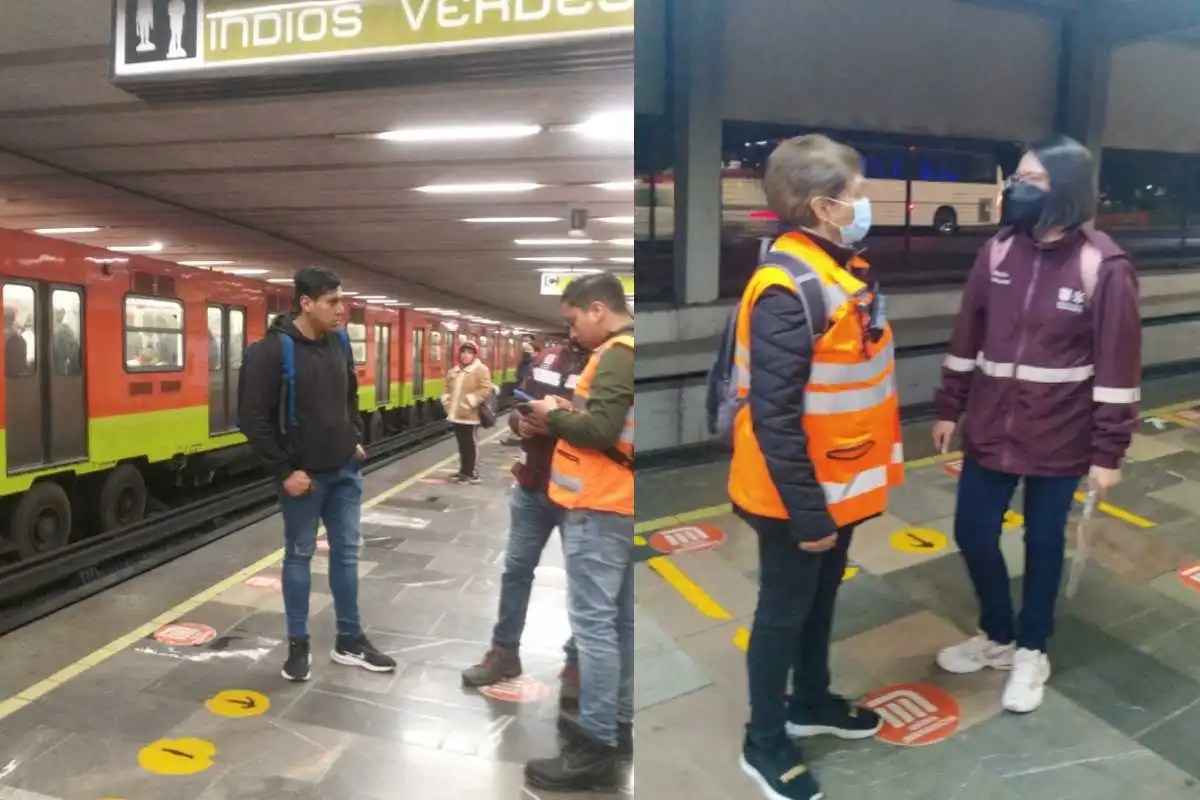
540;271;634;297
114;0;635;77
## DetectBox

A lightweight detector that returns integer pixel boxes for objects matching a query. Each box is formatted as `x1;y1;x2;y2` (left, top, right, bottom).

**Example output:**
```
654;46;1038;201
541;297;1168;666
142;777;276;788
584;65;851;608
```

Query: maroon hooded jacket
935;227;1141;477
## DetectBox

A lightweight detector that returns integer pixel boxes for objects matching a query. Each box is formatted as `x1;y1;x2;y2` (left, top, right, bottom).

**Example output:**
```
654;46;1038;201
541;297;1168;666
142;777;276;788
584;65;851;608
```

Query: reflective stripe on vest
548;333;634;515
728;231;904;527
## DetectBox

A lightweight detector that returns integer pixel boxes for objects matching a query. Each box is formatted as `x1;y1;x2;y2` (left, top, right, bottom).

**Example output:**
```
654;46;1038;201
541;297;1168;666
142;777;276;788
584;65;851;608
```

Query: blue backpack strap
278;332;298;427
333;328;353;363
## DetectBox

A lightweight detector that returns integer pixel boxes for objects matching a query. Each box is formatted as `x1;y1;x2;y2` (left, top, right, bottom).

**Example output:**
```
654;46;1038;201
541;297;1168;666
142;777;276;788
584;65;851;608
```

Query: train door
207;304;245;434
412;328;426;398
3;282;87;471
373;323;391;406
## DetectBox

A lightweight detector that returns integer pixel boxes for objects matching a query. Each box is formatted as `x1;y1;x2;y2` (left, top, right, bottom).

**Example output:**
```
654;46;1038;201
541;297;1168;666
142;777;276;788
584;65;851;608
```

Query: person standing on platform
442;340;493;484
460;336;590;707
727;135;904;800
240;267;397;682
933;135;1141;713
523;273;634;793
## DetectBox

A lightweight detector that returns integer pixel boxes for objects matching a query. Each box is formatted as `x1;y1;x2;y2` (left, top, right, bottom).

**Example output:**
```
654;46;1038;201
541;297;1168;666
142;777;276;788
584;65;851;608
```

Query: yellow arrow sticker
1003;510;1024;530
889;527;948;554
205;689;270;719
138;737;216;775
842;565;860;582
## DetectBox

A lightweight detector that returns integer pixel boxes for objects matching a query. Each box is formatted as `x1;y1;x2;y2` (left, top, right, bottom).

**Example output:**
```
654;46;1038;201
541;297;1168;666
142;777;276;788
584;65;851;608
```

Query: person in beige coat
442;340;493;483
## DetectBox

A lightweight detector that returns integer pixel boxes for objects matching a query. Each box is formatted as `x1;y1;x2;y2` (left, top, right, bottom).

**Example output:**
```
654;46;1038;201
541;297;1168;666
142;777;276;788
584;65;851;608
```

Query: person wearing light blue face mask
730;134;899;800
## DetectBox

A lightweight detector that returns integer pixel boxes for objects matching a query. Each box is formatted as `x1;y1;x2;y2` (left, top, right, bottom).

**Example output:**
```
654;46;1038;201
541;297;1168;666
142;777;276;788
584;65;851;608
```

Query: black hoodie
240;313;363;482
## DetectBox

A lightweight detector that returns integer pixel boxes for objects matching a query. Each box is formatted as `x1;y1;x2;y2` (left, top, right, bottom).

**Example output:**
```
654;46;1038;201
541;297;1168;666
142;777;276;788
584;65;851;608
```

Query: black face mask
1001;182;1047;232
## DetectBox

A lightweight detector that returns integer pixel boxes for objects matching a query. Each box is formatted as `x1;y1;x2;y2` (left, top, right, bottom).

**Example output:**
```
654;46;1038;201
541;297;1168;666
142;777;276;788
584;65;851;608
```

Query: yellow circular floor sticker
138;737;216;775
842;565;860;582
889;528;948;554
205;689;270;719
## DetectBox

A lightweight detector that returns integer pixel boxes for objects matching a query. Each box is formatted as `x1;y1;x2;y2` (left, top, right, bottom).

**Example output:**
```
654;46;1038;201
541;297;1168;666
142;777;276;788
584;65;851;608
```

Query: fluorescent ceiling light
33;226;100;235
573;111;633;142
536;267;603;274
595;181;634;191
515;256;589;263
415;182;542;194
610;257;634;264
382;301;411;306
596;216;634;225
267;278;293;284
179;260;233;267
341;291;359;296
463;216;561;223
221;268;269;276
514;238;595;246
109;241;163;253
358;295;389;300
609;238;634;246
376;124;541;143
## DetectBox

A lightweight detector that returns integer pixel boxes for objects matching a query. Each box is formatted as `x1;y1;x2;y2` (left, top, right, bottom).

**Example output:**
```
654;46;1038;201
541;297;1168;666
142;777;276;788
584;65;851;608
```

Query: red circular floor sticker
863;683;960;746
942;459;963;477
154;622;217;647
478;675;550;704
243;575;281;589
648;524;726;555
1177;562;1200;592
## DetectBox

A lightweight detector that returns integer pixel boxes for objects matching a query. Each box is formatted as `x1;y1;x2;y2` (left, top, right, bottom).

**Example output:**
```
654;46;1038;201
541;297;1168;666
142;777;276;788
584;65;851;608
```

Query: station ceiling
0;0;633;329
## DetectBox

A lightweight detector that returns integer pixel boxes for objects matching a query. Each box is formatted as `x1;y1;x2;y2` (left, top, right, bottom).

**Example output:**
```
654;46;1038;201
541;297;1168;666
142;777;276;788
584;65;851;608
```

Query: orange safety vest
728;232;903;527
548;333;634;516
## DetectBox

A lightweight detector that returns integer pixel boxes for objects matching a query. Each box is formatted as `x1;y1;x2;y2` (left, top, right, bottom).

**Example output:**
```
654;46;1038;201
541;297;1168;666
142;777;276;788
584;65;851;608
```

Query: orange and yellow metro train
0;228;527;559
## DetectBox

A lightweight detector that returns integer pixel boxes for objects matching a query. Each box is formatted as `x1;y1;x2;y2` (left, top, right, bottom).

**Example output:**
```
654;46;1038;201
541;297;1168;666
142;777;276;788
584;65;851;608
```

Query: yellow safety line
0;433;497;723
645;556;732;620
732;626;750;652
1076;491;1155;529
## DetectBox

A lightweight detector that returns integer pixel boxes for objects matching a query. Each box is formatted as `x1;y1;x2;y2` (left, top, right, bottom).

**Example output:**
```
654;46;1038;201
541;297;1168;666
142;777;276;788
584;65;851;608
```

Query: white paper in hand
1064;489;1097;599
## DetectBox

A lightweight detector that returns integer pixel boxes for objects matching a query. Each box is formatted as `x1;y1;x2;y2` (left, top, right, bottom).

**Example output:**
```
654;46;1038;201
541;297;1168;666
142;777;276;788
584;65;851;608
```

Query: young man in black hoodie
240;267;397;681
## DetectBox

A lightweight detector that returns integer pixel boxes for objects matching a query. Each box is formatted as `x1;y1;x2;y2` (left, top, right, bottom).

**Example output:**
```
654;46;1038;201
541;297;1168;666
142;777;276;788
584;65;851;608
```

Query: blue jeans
954;458;1081;652
280;457;364;639
563;509;634;746
493;487;577;664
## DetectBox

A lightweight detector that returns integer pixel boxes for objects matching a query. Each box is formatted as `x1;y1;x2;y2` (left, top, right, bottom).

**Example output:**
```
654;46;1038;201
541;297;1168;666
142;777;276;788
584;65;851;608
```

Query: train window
229;309;245;369
124;296;184;372
207;306;223;372
51;290;82;377
428;330;442;363
3;283;36;377
412;328;426;396
346;321;367;364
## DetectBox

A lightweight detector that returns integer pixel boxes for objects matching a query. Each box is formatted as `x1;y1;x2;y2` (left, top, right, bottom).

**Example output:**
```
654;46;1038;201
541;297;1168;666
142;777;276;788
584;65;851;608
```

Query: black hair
560;272;629;315
293;267;342;306
459;340;478;354
1029;134;1097;231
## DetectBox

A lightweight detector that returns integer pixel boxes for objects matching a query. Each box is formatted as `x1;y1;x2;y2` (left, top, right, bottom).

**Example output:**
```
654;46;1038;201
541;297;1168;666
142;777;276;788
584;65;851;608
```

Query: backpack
705;246;830;445
237;327;354;435
986;235;1102;299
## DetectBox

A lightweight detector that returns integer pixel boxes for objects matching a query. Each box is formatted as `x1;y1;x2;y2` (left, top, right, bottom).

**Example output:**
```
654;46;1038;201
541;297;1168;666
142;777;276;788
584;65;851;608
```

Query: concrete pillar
669;0;723;305
1057;17;1111;169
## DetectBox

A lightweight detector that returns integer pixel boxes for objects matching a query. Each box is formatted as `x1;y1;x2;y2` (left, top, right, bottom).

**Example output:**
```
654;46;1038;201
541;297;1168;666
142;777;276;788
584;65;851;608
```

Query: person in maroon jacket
461;336;589;707
931;135;1141;714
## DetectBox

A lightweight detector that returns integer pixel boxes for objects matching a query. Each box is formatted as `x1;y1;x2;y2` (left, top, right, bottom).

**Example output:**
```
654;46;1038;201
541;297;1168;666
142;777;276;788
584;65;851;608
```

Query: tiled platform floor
0;436;630;800
635;400;1200;800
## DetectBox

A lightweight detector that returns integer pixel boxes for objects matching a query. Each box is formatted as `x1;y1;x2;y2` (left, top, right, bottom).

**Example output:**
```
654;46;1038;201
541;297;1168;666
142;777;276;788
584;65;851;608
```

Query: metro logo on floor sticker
863;683;960;746
889;528;947;554
648;524;726;555
942;459;963;477
205;689;270;719
243;575;281;589
478;675;550;704
138;737;216;775
153;622;216;646
1178;562;1200;592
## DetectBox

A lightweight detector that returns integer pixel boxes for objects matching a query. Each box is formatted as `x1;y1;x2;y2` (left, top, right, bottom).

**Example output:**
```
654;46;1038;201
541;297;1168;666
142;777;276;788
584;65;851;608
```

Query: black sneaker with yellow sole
785;693;882;740
739;735;823;800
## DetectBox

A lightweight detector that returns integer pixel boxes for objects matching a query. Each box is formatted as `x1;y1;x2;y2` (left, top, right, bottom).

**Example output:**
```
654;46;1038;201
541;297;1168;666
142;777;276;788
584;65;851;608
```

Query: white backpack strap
1079;242;1103;301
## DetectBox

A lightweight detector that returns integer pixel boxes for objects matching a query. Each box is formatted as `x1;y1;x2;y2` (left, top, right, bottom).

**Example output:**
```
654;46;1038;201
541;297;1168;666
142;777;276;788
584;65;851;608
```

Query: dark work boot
525;728;619;792
559;662;580;710
558;713;633;758
461;646;522;687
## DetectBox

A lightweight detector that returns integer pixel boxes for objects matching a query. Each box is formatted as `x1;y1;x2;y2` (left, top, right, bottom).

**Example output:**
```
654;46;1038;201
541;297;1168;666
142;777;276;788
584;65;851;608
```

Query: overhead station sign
113;0;635;78
540;271;634;297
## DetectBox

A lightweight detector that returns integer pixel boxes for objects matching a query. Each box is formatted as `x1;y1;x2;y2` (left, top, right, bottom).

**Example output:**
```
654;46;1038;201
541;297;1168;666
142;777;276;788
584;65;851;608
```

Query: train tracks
0;419;457;636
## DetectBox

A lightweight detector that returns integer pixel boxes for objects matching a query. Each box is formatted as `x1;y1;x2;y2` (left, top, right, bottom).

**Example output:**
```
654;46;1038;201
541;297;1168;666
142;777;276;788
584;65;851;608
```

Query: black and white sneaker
739;735;823;800
282;636;312;682
786;693;883;740
331;633;397;673
466;473;481;485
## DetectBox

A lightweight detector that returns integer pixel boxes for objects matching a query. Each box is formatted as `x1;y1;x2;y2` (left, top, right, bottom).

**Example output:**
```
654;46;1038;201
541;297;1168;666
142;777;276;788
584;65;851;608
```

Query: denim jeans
492;486;577;663
280;456;364;639
562;509;634;746
954;458;1080;652
742;510;854;747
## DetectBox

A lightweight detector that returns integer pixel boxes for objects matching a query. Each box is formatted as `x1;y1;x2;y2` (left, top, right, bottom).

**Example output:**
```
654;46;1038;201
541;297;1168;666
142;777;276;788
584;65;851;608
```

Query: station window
125;296;184;371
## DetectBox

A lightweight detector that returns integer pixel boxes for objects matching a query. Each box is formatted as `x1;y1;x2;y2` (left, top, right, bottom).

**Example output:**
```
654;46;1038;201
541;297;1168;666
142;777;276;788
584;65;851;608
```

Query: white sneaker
936;633;1015;674
1002;648;1050;713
